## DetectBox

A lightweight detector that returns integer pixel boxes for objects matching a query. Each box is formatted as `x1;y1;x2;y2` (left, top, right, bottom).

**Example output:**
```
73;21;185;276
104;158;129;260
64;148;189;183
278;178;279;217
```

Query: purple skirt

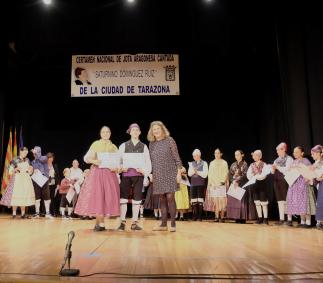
316;181;323;221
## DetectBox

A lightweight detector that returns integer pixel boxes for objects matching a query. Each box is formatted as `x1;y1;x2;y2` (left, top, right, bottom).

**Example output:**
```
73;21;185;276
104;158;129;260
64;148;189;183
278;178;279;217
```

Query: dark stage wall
5;0;323;175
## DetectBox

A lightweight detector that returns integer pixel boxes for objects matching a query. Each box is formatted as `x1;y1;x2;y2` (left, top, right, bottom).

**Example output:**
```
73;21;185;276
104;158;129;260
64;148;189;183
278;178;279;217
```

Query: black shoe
93;225;106;232
117;222;126;231
256;218;263;224
32;213;40;218
220;218;225;223
286;220;293;227
21;215;31;219
214;218;219;223
263;218;269;225
179;217;184;221
317;224;323;230
274;220;284;226
131;223;143;231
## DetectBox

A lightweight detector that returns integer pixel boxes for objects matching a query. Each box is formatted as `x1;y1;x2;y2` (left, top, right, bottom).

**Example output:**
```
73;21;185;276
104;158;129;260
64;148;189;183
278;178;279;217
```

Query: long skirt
75;166;120;217
10;172;35;206
144;184;160;210
0;175;15;206
316;181;323;221
204;186;227;212
175;183;190;210
286;176;308;215
307;185;316;215
74;170;93;216
226;188;257;220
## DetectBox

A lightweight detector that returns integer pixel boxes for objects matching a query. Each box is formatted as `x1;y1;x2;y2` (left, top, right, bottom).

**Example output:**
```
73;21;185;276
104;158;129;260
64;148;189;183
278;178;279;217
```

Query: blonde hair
147;121;170;142
63;168;70;176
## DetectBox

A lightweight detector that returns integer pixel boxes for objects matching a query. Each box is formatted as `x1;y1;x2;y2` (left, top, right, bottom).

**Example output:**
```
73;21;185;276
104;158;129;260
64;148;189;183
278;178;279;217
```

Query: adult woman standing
148;121;182;232
80;126;120;231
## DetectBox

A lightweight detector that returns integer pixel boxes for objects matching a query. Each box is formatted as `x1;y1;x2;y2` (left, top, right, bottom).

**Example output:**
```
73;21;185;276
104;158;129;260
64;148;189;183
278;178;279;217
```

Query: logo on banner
165;65;176;81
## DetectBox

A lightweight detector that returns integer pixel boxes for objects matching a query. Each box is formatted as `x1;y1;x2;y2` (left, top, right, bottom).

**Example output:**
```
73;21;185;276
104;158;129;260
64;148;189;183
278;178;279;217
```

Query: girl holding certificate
311;145;323;230
148;121;182;232
227;150;256;223
0;147;35;218
80;126;120;232
204;148;229;222
246;150;269;224
286;146;312;228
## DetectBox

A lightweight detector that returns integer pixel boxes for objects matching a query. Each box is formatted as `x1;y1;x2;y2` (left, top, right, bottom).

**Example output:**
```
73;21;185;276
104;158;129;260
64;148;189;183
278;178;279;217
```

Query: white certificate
66;188;75;204
242;176;257;189
209;185;226;197
31;170;49;188
284;168;301;186
97;152;120;169
122;153;145;169
180;178;190;186
298;164;322;180
263;164;273;176
227;184;246;201
74;183;81;194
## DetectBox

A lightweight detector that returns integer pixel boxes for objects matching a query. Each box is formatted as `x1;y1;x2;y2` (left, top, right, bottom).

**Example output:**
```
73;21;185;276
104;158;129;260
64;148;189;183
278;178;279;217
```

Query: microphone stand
59;232;80;276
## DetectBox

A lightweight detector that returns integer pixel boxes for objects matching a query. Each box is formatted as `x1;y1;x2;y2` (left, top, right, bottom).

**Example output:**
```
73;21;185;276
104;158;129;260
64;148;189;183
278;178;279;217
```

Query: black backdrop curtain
275;2;323;152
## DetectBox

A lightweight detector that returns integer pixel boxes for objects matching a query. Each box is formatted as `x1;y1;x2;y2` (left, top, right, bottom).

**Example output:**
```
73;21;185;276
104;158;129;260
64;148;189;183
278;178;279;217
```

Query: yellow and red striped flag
13;127;18;157
1;129;13;194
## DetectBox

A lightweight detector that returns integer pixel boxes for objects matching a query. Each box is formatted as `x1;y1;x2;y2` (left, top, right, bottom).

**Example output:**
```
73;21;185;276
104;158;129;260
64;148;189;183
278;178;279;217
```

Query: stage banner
71;54;179;97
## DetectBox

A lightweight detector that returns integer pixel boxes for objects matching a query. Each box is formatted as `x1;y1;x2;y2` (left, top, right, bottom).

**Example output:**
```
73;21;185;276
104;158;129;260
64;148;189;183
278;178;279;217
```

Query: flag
19;125;24;149
1;129;13;194
13;128;18;157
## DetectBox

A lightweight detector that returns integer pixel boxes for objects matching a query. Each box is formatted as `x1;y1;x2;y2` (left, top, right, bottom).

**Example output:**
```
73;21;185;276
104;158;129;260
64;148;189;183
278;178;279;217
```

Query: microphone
59;231;79;277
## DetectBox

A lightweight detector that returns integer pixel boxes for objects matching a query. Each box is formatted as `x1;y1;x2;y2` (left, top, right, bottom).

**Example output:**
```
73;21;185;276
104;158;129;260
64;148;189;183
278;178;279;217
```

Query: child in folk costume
188;149;208;221
0;147;35;218
311;145;323;230
246;150;270;224
75;168;95;220
286;146;312;228
59;168;76;219
204;148;229;222
143;174;161;220
271;143;293;225
227;150;256;223
175;167;190;221
79;126;120;231
69;159;84;216
117;123;152;231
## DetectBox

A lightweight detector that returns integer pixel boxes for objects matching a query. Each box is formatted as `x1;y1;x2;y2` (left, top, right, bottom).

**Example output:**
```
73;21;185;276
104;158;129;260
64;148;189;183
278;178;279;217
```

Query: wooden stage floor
0;215;322;282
